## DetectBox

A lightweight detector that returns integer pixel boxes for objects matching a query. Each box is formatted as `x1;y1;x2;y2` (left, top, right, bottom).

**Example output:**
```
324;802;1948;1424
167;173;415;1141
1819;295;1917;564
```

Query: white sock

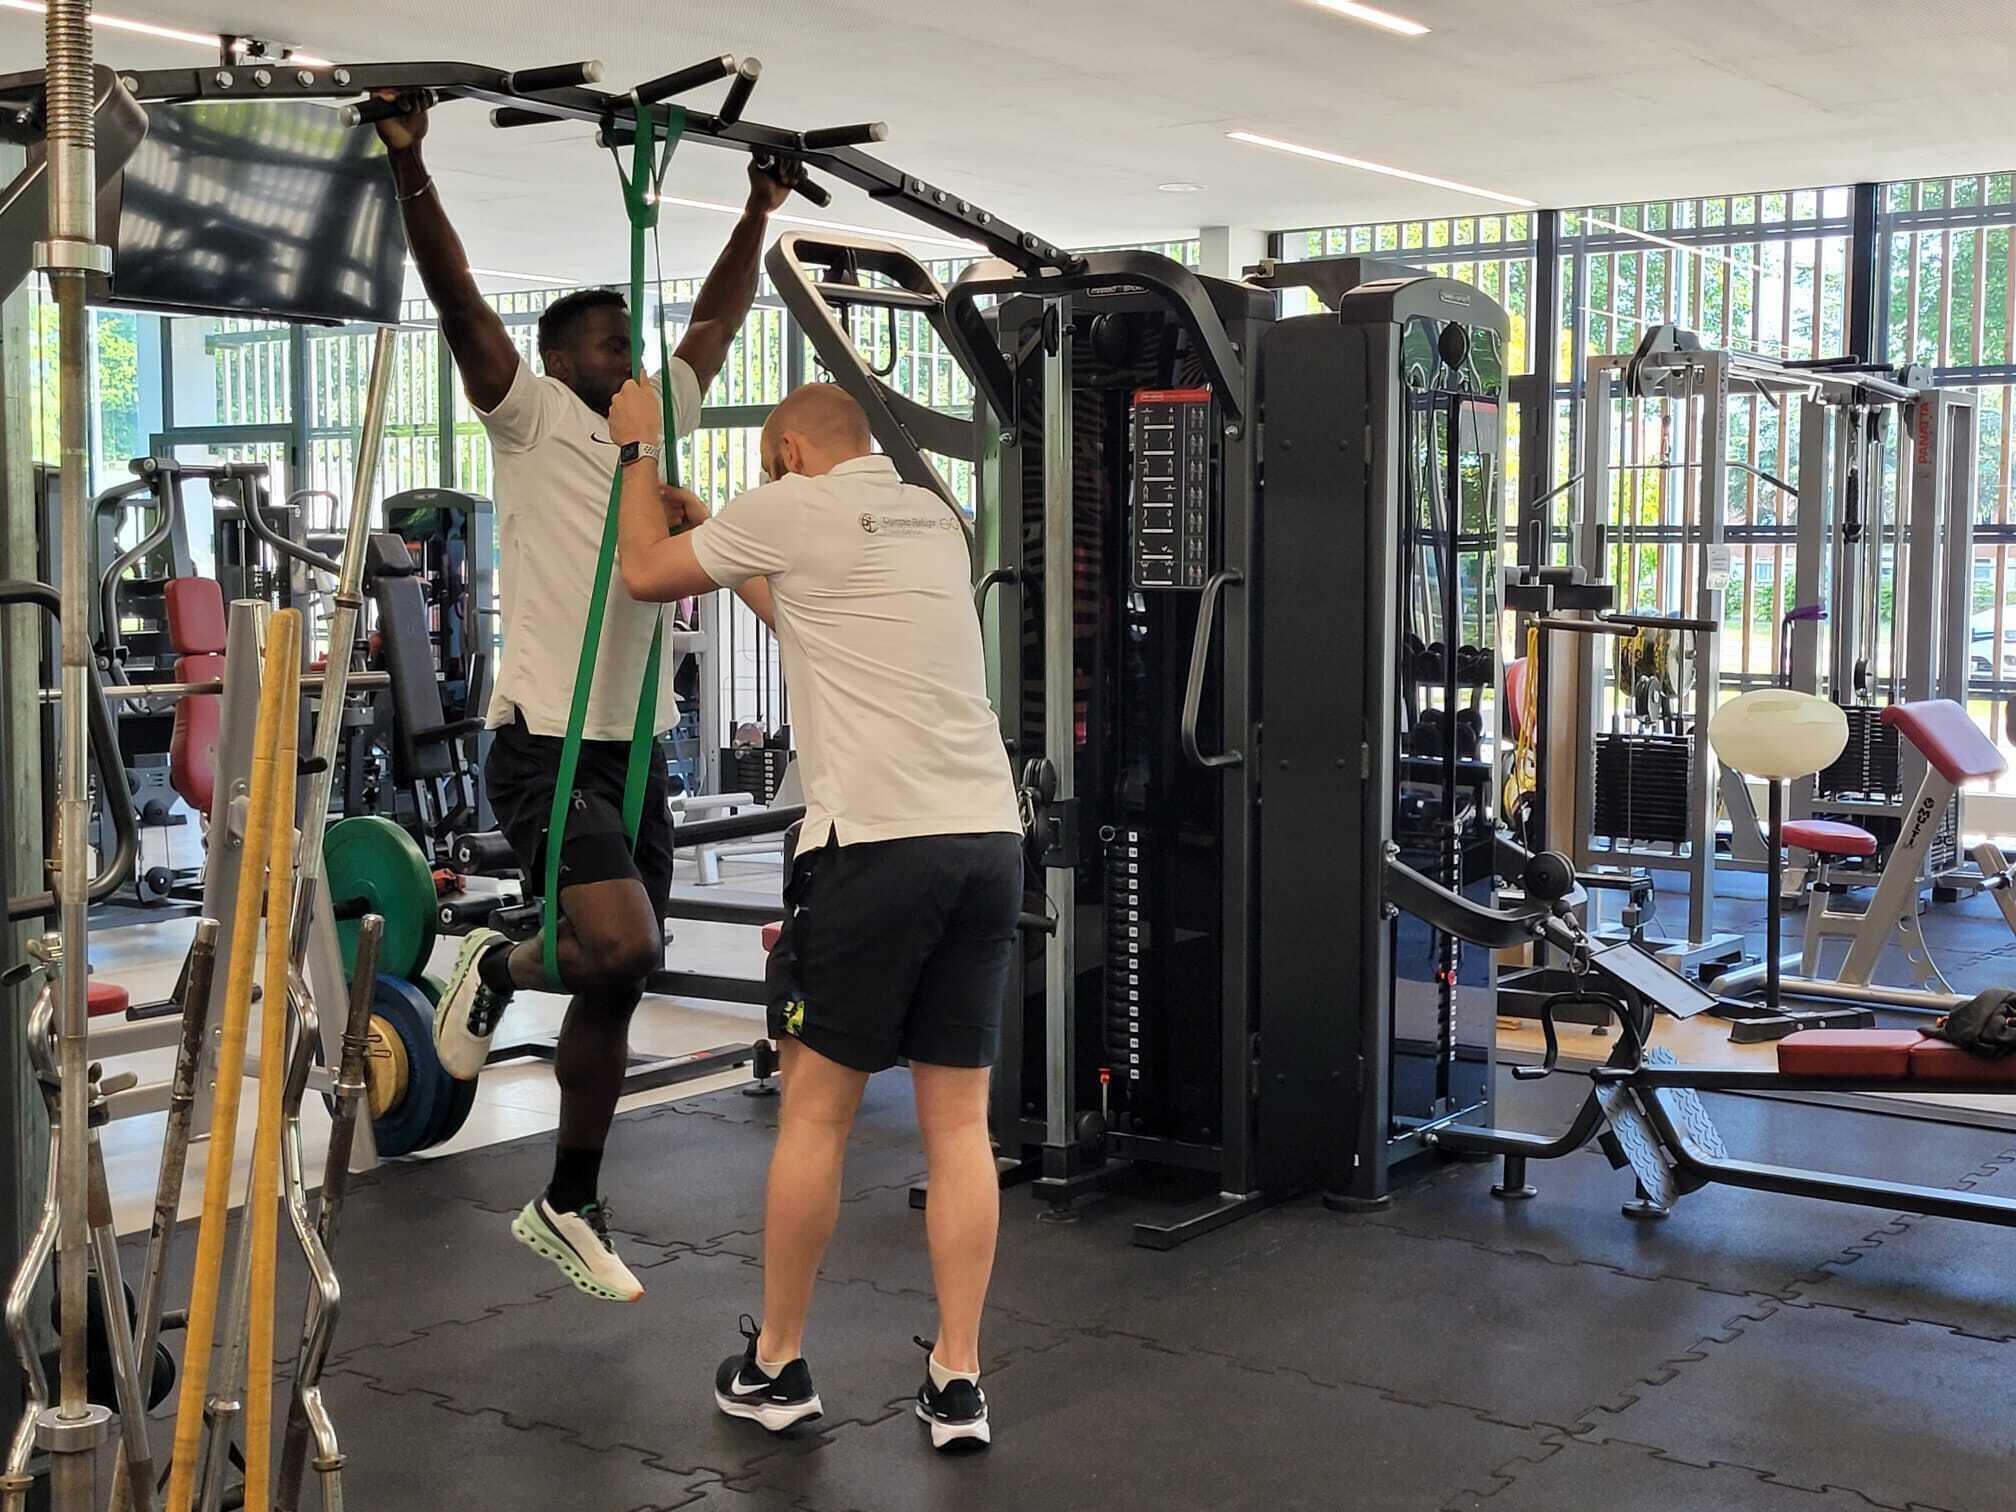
754;1351;791;1379
929;1354;978;1392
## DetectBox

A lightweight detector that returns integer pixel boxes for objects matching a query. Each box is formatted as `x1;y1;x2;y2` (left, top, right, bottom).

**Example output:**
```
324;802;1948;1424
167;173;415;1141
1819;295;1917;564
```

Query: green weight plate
365;976;440;1158
325;816;437;982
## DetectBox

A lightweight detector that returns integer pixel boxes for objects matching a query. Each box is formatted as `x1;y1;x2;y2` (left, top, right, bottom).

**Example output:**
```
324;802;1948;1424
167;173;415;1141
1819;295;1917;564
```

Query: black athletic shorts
484;712;675;919
766;832;1022;1072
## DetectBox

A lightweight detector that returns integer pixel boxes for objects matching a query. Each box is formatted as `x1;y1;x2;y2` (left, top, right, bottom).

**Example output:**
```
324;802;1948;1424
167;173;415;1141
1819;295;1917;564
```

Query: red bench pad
761;922;783;953
1776;1029;1924;1076
164;576;227;655
87;979;130;1018
1782;819;1878;858
1882;700;2007;785
1909;1037;2016;1084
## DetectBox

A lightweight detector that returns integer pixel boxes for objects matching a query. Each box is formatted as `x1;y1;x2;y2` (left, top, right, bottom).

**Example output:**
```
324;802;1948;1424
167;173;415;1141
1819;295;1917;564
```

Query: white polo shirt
476;356;702;738
688;455;1020;853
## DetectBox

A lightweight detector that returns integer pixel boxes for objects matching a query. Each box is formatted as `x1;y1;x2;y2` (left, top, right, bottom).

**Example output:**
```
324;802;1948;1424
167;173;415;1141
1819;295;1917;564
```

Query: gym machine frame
1727;369;1981;888
1571;337;1817;968
1391;854;2016;1231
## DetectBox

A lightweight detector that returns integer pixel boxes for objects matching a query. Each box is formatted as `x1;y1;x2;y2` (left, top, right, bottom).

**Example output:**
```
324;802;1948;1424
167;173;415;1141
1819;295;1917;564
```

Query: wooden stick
164;610;300;1512
243;617;301;1512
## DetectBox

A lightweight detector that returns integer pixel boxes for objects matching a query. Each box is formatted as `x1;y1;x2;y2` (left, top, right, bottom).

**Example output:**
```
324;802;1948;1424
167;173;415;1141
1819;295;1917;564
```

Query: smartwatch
618;440;662;468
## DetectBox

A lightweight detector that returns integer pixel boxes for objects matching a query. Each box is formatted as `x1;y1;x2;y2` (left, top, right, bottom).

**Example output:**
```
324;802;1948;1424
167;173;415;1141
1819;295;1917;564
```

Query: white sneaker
434;927;511;1079
510;1195;644;1303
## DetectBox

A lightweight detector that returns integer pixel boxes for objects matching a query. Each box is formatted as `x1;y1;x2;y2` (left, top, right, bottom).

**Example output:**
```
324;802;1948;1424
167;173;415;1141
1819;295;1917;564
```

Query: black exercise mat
730;1333;1540;1512
1581;1300;2016;1512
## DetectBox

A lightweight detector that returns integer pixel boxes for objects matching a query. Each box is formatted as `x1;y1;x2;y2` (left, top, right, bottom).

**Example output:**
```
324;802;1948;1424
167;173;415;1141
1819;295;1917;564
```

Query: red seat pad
1882;700;2007;786
761;922;783;953
163;576;227;655
1908;1036;2016;1085
1776;1029;1927;1077
1782;819;1878;858
169;651;226;817
87;979;130;1017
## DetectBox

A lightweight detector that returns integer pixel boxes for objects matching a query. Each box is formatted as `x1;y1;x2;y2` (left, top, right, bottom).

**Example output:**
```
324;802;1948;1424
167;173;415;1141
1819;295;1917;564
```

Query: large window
1559;188;1855;683
1879;172;2016;784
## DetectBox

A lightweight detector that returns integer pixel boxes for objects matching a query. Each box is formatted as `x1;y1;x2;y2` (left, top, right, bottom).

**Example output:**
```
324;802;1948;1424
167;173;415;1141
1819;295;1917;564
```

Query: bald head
761;383;874;481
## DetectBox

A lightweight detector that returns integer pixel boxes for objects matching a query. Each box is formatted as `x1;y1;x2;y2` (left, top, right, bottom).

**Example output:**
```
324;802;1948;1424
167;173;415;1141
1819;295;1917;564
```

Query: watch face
619;441;641;464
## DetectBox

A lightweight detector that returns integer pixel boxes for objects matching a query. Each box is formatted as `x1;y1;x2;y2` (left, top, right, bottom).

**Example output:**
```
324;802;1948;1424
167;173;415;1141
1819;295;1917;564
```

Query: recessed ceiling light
1227;130;1535;208
654;193;983;252
0;3;332;68
407;257;567;285
1312;1;1430;36
1158;182;1204;193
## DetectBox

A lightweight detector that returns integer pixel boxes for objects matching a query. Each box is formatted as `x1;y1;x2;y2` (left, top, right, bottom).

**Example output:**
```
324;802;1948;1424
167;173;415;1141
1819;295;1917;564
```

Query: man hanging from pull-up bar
375;94;800;1303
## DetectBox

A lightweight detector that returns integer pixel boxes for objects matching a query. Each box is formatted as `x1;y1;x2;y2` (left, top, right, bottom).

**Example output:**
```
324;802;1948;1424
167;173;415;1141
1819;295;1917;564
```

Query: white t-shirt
476;356;702;738
689;455;1020;852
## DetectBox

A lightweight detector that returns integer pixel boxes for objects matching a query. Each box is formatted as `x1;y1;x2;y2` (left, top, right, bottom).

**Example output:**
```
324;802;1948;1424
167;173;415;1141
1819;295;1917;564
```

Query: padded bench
1777;1028;2016;1083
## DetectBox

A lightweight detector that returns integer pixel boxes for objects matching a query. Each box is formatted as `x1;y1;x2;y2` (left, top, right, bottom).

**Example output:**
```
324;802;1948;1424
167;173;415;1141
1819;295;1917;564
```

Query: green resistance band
540;99;687;989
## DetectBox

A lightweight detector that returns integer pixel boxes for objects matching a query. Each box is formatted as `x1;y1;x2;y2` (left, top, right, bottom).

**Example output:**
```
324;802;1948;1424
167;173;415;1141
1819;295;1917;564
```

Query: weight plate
364;975;440;1158
325;816;438;981
362;1016;408;1121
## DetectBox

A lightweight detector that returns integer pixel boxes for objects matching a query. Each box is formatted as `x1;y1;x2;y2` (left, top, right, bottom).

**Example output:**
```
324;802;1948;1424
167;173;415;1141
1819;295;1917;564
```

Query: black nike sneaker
714;1315;822;1432
914;1335;991;1452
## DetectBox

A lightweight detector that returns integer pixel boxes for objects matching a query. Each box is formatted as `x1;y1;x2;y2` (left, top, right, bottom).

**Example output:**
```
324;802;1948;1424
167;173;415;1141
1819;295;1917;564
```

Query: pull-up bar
0;52;1077;274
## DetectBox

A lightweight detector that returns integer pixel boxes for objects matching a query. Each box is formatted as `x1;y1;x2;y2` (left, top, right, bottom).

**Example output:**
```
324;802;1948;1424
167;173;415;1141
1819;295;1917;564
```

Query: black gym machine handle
235;478;343;579
1381;856;1563;951
502;60;604;93
1181;570;1244;771
973;566;1019;621
2;580;139;920
671;804;807;851
92;475;163;674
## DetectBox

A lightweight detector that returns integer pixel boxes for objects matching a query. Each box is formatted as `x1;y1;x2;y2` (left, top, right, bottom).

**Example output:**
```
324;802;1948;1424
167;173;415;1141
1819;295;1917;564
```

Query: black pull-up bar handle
346;90;427;126
634;54;737;105
503;60;604;92
717;58;760;125
800;122;887;150
759;156;832;207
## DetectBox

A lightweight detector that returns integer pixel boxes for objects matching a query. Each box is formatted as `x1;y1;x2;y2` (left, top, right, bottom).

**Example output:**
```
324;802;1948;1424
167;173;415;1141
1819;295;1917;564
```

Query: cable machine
1570;329;1815;969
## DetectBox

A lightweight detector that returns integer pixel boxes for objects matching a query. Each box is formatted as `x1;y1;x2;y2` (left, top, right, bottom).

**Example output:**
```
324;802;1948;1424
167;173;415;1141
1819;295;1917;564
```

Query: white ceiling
6;0;2015;287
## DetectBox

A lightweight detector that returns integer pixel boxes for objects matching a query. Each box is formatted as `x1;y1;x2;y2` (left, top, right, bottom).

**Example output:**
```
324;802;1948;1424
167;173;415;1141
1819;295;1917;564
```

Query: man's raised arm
674;158;803;394
376;96;520;413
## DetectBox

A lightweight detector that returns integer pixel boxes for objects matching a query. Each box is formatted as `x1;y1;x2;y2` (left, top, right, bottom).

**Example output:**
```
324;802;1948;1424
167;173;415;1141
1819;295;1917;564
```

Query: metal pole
290;327;395;971
1040;301;1074;1158
108;920;219;1512
1765;778;1784;1012
38;3;115;1507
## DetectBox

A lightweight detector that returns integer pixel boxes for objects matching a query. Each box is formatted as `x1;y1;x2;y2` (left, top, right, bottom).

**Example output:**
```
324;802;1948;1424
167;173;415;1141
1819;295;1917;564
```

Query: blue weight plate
367;975;441;1158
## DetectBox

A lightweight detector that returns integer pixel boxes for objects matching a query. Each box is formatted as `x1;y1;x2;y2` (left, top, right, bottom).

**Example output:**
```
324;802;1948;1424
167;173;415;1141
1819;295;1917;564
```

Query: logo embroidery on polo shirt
858;513;960;536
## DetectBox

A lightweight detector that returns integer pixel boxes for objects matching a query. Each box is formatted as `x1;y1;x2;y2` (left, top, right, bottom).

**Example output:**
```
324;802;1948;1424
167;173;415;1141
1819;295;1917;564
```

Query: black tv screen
102;100;406;326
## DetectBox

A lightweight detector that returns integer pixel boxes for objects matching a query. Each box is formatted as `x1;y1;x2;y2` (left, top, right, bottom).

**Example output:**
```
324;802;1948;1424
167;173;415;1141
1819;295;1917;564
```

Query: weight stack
722;746;790;804
1592;732;1694;846
1818;706;1898;800
1104;827;1148;1113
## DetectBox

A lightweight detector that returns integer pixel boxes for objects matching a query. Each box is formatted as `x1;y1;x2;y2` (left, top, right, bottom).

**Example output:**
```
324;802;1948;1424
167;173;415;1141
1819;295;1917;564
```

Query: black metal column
1516;209;1561;563
437;326;457;488
1847;182;1883;365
